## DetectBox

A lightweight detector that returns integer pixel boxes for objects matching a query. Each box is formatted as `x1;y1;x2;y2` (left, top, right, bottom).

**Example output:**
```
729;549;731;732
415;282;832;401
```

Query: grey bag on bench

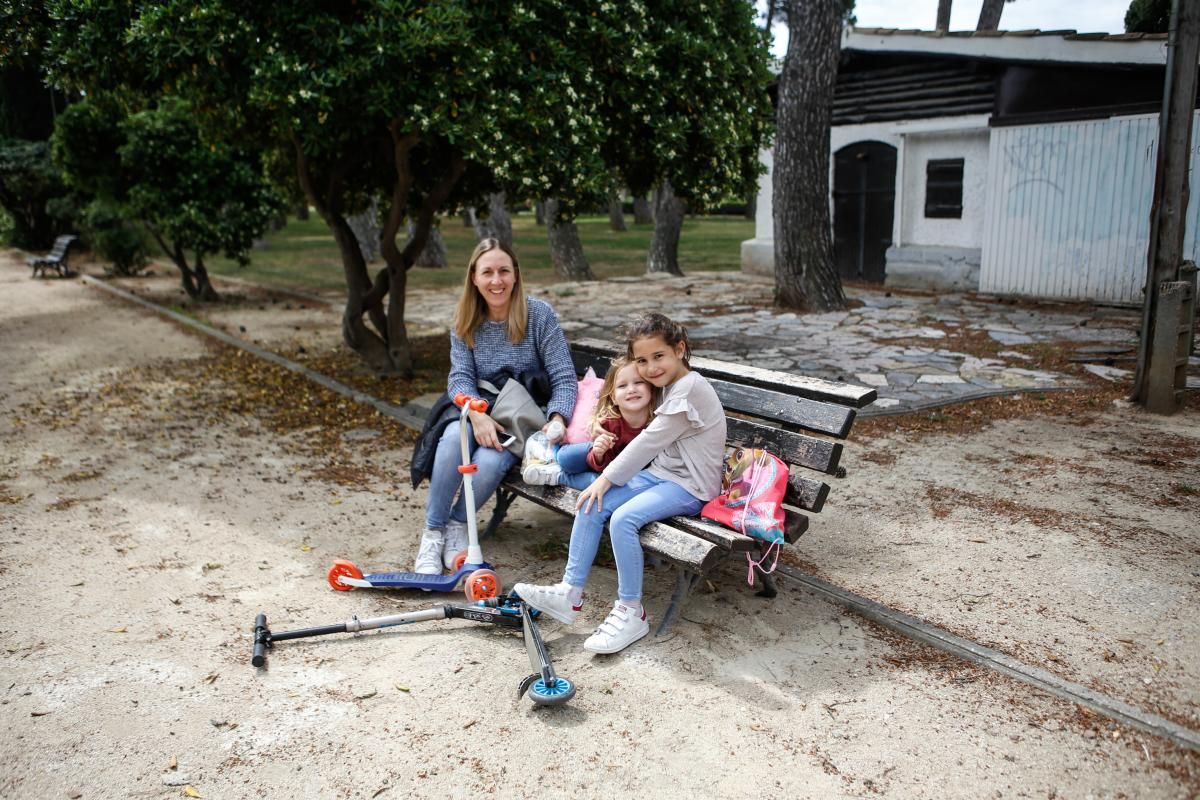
478;379;547;458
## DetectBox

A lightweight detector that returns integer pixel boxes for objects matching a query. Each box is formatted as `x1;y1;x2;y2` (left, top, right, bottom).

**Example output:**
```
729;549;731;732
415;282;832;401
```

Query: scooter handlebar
453;394;489;413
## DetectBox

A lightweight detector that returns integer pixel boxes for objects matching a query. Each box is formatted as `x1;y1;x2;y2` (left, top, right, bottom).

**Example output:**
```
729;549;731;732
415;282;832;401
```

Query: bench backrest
48;235;78;258
569;339;876;543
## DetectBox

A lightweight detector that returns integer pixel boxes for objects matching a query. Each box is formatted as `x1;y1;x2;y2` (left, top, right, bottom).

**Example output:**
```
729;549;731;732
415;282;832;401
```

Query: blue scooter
327;393;500;601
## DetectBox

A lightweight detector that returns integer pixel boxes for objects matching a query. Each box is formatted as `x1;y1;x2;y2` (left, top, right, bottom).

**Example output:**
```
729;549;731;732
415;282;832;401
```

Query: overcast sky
849;0;1130;34
765;1;1134;55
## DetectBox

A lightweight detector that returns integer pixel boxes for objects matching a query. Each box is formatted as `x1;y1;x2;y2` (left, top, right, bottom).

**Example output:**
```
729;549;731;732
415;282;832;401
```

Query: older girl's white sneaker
583;601;649;654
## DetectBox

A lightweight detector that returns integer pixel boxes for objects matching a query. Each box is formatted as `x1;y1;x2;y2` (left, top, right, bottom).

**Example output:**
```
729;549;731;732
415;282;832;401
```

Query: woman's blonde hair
590;357;654;431
454;238;527;347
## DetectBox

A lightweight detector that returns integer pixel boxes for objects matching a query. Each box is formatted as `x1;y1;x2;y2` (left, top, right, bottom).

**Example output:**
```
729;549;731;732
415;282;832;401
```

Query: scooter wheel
529;676;576;706
327;559;364;591
451;550;467;571
463;568;500;601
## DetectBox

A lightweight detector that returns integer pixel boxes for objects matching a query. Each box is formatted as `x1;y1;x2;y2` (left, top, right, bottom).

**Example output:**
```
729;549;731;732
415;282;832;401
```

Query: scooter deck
355;561;494;590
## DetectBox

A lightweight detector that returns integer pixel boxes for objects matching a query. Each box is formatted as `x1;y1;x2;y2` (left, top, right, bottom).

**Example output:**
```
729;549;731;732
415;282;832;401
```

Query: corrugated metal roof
851;27;1168;43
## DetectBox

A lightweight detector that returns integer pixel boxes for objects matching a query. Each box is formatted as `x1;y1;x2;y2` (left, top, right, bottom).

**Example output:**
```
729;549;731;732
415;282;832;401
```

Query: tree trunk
406;220;447;267
347;196;381;264
534;200;546;226
774;0;847;312
608;187;627;232
544;197;595;280
936;0;953;31
191;254;220;302
157;234;221;303
472;192;514;247
632;196;654;225
294;202;309;221
744;187;757;221
976;0;1005;31
333;211;398;371
646;180;686;276
462;207;477;226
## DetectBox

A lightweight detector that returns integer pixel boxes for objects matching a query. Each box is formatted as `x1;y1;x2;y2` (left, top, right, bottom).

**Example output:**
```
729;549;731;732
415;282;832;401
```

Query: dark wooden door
833;142;896;283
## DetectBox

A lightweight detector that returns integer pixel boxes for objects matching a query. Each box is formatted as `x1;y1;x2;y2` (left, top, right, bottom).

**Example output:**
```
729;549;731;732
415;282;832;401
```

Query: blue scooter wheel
529;676;576;706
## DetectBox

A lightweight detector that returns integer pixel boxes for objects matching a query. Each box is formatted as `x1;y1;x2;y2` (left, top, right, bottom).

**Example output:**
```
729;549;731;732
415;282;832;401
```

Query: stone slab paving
401;272;1188;416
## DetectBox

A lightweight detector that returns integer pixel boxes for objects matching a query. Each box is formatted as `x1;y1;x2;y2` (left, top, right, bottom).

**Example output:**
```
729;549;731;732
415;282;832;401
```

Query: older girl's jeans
424;420;516;530
561;470;702;602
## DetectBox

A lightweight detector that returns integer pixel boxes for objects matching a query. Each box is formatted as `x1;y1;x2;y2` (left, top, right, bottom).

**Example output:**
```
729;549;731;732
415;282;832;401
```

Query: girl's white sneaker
513;582;581;625
583;602;649;654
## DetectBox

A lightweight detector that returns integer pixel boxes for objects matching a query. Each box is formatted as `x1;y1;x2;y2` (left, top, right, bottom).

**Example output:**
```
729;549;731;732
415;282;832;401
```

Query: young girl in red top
522;358;652;490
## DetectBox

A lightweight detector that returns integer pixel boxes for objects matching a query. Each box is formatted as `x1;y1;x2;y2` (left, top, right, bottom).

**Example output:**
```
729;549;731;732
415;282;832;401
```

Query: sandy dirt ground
1;255;1197;799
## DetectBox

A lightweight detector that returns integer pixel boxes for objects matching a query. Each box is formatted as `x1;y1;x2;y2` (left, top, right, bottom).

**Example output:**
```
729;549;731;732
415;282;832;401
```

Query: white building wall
740;147;775;276
900;129;990;249
980;112;1200;304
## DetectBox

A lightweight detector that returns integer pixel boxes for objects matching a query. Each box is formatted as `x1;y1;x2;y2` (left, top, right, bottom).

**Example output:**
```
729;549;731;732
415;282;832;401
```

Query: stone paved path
405;272;1174;415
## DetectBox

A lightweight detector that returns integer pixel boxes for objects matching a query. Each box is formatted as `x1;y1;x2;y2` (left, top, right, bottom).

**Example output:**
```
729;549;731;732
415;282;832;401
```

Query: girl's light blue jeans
562;470;702;602
424;420;517;530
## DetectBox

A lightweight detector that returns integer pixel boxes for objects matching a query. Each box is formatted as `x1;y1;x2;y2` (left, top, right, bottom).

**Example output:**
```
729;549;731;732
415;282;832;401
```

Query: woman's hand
468;409;507;451
575;476;612;514
543;413;567;443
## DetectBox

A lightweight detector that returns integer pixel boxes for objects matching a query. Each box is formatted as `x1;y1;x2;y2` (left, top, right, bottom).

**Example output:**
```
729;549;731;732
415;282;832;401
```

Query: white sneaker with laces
584;601;649;654
414;529;444;575
442;520;469;569
512;581;581;625
521;461;563;487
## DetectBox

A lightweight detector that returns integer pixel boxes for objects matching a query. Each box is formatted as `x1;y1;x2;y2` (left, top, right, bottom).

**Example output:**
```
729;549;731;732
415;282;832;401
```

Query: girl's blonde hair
454;238;527;347
590;357;654;431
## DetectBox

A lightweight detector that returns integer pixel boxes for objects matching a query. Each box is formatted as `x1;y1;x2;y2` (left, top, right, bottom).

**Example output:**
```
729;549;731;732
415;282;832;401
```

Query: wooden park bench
482;337;877;635
27;234;80;278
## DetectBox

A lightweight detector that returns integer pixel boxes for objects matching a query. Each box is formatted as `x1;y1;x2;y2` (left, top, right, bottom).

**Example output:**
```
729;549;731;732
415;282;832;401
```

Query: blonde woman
414;239;577;574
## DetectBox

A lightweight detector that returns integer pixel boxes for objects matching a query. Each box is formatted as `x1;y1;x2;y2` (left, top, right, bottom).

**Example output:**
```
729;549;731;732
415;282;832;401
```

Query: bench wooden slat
726;417;843;475
784;509;810;543
787;473;830;512
574;338;877;409
709;379;856;439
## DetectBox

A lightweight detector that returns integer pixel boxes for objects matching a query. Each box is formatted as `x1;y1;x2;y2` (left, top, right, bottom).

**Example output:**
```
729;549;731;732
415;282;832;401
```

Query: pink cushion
564;368;604;444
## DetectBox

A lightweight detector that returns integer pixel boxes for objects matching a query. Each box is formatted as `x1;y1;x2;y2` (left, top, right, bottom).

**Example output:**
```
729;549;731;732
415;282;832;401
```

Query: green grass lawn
207;212;753;293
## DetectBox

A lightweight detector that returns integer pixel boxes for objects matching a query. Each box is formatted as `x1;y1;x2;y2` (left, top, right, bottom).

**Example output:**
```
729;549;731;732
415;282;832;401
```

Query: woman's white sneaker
442;520;469;569
583;602;649;654
414;529;444;575
512;582;581;625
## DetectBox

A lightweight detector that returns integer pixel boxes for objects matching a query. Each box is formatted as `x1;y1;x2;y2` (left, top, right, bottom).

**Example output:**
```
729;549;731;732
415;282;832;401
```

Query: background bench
484;338;877;635
28;234;79;278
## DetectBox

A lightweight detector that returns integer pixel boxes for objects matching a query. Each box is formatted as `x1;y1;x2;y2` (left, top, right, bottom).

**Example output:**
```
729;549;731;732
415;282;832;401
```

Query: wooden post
1133;0;1200;411
1146;281;1190;414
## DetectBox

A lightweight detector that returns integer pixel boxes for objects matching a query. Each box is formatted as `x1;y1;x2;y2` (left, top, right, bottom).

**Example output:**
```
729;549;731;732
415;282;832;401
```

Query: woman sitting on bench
413;239;577;576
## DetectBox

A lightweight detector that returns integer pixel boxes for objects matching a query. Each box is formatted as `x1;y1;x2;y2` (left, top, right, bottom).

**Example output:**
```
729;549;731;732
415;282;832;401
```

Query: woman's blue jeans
562;470;702;602
424;420;516;530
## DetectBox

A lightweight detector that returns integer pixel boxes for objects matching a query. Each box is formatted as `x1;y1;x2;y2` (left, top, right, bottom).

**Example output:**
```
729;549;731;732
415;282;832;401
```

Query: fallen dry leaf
108;626;128;633
184;786;201;798
169;754;178;770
